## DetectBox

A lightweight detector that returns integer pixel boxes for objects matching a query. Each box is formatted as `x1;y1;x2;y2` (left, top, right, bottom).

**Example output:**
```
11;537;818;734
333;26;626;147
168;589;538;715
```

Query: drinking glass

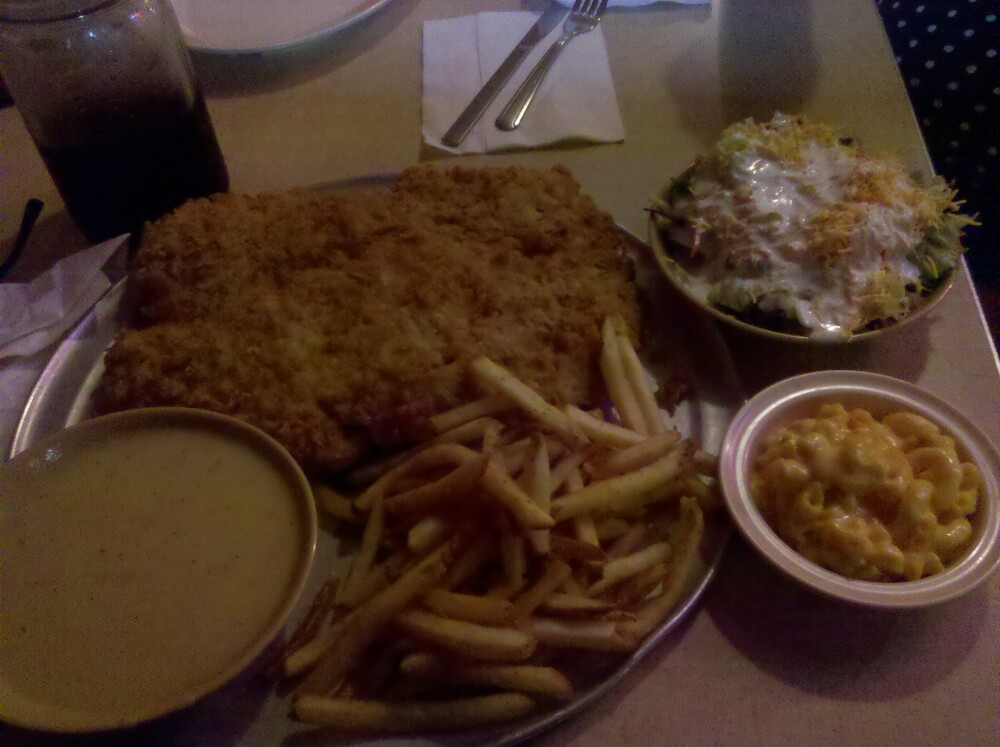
0;0;229;242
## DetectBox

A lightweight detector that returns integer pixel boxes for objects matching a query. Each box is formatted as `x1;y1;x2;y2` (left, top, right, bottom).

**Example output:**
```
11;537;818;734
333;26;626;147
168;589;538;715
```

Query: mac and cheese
751;403;982;581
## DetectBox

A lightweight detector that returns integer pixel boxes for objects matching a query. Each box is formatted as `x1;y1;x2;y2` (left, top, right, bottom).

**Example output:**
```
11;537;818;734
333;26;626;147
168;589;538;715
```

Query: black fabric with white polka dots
877;0;998;341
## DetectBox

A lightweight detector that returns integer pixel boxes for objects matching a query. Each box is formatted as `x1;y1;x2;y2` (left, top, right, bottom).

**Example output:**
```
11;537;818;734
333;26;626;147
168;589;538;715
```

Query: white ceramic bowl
719;371;1000;608
0;408;317;732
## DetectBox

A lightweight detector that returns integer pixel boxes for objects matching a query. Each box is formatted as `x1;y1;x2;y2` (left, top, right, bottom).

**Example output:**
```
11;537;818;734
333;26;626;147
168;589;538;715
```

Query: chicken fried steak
95;166;641;474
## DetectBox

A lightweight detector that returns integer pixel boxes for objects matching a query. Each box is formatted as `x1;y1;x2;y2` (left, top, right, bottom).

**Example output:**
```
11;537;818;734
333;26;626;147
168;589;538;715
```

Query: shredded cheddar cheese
652;114;974;339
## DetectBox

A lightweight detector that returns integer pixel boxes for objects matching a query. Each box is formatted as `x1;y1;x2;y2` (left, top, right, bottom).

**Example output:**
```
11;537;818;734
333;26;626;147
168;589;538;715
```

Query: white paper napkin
0;235;128;361
0;286;124;456
423;12;625;154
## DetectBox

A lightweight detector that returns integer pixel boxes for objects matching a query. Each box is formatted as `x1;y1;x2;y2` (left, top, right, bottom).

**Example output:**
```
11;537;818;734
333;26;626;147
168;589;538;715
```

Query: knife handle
495;34;571;131
441;43;535;148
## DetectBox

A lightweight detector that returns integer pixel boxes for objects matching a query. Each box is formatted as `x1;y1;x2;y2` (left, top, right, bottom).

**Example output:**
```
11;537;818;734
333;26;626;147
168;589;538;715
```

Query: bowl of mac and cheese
719;371;1000;608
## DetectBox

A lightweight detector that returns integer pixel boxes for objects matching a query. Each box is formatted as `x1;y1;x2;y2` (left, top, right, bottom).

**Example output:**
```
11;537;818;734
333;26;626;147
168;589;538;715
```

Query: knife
441;4;567;148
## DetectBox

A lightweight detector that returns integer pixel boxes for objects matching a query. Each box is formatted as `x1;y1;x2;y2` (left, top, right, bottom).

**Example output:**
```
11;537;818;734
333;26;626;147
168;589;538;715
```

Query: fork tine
496;0;608;131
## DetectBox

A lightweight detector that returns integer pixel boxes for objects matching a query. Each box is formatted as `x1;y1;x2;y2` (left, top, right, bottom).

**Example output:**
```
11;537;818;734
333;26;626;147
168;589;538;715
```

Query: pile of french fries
282;316;720;734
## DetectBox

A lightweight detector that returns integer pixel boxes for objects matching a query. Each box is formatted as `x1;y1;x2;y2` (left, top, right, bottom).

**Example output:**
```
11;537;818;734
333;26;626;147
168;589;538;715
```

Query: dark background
876;0;999;346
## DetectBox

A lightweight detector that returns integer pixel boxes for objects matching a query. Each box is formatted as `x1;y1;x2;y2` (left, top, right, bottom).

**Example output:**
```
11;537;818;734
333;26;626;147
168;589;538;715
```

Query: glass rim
0;0;124;24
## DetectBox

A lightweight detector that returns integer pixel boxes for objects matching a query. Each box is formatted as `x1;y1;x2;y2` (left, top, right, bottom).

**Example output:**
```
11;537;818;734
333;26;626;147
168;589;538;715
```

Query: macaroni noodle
751;403;982;581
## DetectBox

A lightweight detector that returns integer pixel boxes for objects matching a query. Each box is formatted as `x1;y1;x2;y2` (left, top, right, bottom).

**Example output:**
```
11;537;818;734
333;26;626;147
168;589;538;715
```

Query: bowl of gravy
0;408;317;732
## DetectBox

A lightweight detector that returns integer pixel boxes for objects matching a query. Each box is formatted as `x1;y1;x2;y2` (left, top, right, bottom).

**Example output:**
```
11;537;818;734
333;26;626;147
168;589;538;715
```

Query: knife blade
441;4;567;148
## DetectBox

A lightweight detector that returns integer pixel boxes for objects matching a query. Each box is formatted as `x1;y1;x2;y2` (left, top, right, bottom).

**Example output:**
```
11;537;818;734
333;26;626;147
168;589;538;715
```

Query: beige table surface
1;1;998;745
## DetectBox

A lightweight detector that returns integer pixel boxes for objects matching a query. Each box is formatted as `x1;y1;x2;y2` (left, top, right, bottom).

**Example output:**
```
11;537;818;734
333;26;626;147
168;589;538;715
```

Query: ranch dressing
664;114;959;339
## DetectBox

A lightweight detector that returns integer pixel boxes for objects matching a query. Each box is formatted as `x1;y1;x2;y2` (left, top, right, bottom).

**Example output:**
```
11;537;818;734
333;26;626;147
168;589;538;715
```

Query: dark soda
35;91;229;243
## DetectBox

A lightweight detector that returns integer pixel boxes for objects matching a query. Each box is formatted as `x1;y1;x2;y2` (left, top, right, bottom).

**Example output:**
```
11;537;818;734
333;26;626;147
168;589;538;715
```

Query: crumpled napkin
0;235;128;455
0;235;128;361
423;12;624;154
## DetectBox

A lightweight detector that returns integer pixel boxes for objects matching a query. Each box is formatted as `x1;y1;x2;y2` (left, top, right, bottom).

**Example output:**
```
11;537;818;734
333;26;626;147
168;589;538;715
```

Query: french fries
586;542;672;597
285;526;476;681
290;317;721;734
591;429;682;478
523;438;552;554
564;405;645;448
398;653;574;698
311;483;361;524
549;445;691;521
383;453;489;516
614;315;668;436
429;395;512;434
395;608;537;662
600;316;647;435
336;495;384;607
422;589;516;626
482;457;556;531
294;693;535;732
511;560;572;622
470;357;590;449
539;592;614;617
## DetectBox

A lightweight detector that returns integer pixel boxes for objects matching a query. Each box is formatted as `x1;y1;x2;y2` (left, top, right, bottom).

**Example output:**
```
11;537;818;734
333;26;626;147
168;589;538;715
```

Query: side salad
650;114;975;341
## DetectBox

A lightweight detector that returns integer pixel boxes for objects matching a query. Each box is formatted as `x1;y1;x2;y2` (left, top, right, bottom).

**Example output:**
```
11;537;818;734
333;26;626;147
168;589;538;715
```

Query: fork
495;0;609;131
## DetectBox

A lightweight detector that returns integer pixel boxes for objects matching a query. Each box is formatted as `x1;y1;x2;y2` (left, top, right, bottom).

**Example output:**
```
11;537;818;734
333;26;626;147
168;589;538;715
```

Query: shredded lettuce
652;114;975;338
912;212;977;288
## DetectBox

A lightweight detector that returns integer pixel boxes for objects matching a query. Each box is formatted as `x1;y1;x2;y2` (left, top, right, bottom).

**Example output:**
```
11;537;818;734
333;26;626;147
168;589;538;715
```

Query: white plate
7;175;744;745
171;0;395;54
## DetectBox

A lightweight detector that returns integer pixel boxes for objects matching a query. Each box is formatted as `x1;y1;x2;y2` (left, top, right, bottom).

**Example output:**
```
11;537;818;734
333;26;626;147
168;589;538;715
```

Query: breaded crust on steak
94;165;641;475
